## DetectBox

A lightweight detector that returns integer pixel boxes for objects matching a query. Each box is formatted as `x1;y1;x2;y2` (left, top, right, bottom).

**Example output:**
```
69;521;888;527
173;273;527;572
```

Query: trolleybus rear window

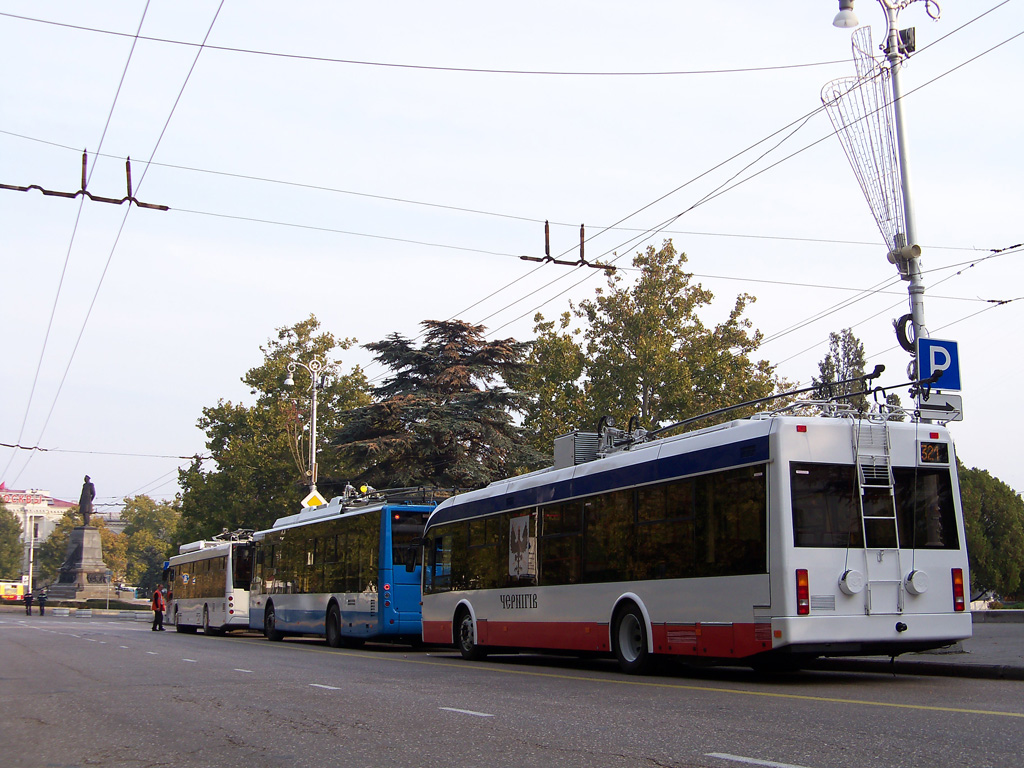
791;463;958;549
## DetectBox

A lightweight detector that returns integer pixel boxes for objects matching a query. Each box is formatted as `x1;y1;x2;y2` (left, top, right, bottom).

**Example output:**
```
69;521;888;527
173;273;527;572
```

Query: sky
1;1;1022;513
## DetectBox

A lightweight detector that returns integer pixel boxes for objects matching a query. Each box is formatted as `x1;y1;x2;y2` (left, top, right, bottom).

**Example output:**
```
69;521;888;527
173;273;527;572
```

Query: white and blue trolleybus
421;395;971;673
249;488;442;646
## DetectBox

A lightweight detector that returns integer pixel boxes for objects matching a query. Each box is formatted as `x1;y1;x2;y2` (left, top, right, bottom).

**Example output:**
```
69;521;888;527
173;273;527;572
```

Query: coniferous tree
336;320;543;488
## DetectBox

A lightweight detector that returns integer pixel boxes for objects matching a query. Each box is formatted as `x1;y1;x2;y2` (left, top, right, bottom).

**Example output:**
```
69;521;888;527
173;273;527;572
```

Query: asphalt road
2;614;1022;768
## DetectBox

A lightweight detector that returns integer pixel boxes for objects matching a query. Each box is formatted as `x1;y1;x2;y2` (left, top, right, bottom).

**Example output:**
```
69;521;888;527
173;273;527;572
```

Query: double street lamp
284;356;326;494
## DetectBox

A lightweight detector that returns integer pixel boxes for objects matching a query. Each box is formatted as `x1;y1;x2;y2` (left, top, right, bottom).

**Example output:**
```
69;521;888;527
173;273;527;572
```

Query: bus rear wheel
203;606;222;637
456;609;487;661
264;604;284;642
612;604;653;675
325;605;342;648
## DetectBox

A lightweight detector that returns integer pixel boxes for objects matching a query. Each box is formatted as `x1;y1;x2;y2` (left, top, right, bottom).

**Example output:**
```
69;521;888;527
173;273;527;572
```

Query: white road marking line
707;753;814;768
120;646;129;649
310;684;341;690
439;707;494;718
182;659;198;663
146;651;158;655
234;669;253;673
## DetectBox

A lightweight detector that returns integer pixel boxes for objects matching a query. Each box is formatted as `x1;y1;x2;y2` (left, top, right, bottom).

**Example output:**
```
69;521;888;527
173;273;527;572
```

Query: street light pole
284;356;325;494
833;0;940;379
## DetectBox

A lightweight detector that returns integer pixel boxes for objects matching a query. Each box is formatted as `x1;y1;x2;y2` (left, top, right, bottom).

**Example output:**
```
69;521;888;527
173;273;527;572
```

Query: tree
506;312;590;455
335;319;543;488
959;462;1024;599
0;504;23;580
520;240;780;440
178;316;370;542
813;328;903;416
121;495;181;593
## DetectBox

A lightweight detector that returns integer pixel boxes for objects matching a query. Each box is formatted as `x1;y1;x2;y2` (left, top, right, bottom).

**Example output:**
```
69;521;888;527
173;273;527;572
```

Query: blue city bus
249;488;444;647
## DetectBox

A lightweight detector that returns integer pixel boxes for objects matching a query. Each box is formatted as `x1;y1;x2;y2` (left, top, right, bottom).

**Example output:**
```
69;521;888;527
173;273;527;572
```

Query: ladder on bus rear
852;420;904;615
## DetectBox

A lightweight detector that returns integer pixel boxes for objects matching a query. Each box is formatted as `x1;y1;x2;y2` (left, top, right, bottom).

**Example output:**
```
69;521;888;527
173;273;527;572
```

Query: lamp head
833;0;859;28
283;373;295;387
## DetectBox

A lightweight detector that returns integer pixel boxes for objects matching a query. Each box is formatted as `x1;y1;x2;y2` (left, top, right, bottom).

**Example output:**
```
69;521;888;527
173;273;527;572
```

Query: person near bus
24;591;33;615
37;589;47;616
151;587;166;631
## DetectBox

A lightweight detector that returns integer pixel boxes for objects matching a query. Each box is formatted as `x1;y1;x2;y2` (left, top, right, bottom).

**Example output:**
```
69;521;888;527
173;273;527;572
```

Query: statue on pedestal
79;475;95;526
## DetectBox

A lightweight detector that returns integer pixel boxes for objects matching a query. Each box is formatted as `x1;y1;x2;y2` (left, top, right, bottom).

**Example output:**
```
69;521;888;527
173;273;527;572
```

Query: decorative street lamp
284;356;326;494
832;0;942;381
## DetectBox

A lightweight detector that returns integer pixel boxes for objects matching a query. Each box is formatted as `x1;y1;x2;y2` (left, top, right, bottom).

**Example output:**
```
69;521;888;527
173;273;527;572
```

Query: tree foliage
121;495;181;593
516;240;780;453
813;328;903;417
335;319;543;488
959;462;1024;599
178;316;370;542
0;504;23;580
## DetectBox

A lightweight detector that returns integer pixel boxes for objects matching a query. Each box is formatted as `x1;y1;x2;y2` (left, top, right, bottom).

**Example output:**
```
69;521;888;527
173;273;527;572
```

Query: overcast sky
2;0;1022;511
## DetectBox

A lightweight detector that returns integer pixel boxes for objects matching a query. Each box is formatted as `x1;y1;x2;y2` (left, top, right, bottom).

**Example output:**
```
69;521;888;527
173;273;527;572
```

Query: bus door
387;507;431;633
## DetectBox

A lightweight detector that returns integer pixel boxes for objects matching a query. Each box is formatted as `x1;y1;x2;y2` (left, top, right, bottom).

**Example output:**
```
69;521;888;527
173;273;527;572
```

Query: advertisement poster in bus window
508;515;536;581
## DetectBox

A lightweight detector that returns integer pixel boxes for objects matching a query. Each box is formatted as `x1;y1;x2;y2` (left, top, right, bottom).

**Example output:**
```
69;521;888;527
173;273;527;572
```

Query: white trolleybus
167;530;254;635
421;384;971;673
249;488;443;647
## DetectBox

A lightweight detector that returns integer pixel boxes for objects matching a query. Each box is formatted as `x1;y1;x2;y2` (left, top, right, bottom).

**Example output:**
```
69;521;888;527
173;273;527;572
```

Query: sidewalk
812;611;1024;680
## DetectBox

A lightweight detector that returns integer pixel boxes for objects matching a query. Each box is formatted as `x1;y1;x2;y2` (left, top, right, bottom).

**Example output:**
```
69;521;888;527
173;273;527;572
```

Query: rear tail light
952;568;965;612
796;569;810;615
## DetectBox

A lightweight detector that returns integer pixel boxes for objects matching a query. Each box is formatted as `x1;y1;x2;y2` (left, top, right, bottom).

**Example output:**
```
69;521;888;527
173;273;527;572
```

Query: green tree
121;495;181;592
959;462;1024;599
0;504;23;580
506;312;590;455
535;240;779;434
813;328;903;416
178;316;370;542
335;319;543;488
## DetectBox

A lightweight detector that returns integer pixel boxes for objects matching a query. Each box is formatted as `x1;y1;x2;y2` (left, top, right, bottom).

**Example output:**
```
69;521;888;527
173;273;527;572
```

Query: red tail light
796;569;810;615
952;568;965;612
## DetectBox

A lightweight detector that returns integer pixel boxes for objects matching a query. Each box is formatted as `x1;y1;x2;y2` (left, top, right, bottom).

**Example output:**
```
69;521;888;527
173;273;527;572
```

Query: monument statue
48;474;108;601
79;475;95;526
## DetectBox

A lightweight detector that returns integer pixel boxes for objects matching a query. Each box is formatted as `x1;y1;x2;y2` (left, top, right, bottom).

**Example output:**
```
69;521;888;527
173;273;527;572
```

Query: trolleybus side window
426;462;768;591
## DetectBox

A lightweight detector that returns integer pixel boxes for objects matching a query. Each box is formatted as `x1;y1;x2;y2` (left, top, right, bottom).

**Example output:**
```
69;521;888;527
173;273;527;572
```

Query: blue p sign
918;338;961;391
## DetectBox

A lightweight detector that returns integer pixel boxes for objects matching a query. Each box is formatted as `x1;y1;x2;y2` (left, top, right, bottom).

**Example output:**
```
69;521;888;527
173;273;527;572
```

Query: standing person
24;591;33;615
151;587;166;631
37;589;47;616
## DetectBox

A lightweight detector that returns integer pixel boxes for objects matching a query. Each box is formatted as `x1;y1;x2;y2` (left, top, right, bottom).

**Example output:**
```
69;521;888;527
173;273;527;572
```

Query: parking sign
917;338;961;391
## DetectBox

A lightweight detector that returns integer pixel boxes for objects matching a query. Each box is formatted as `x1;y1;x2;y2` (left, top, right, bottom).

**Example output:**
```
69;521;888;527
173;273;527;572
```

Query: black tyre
325;604;342;648
264;604;284;641
456;609;487;661
612;604;654;674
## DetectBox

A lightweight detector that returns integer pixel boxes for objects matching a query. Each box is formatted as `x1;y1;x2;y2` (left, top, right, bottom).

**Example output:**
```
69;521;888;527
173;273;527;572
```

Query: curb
812;657;1024;681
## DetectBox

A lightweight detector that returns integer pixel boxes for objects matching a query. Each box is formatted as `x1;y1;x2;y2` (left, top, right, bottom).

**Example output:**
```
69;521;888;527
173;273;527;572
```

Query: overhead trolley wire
1;0;155;484
8;0;227;487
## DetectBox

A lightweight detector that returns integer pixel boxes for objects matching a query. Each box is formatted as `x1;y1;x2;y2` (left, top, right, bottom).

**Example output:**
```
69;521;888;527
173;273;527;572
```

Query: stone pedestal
46;526;110;601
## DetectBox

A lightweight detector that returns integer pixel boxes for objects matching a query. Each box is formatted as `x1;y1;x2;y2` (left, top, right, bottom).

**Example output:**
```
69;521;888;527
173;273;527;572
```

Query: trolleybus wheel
203;606;222;636
264;604;284;642
456;609;487;661
325;604;342;648
612;604;653;674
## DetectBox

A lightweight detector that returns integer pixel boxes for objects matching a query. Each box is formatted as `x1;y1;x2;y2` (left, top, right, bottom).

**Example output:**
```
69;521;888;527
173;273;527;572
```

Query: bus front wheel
612;604;654;675
456;609;487;661
325;604;342;648
264;604;284;642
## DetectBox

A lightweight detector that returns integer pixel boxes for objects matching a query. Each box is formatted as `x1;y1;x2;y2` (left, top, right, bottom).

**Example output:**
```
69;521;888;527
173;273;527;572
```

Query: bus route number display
920;441;949;464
